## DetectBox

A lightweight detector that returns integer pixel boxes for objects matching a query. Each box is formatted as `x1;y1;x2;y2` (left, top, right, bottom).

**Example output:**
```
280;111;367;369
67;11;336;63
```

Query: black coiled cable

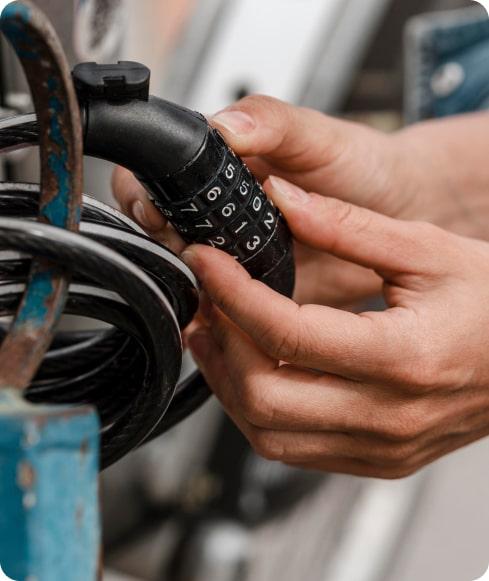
0;114;38;151
0;3;212;472
0;179;210;469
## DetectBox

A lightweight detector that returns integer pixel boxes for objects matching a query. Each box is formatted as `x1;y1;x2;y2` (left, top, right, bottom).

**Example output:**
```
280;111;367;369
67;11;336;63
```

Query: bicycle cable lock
0;0;295;470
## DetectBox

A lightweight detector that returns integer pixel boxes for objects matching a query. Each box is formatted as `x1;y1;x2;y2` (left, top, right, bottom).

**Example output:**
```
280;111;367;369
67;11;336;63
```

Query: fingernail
188;330;211;363
269;176;310;205
212;110;255;135
181;248;197;268
181;248;204;281
132;200;152;229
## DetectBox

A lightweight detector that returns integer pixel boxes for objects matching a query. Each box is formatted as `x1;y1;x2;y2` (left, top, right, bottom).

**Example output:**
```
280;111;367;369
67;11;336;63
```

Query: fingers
195;308;436;440
287;458;390;479
187;326;401;466
188;319;478;479
187;325;261;440
210;95;407;217
296;422;489;479
265;176;452;276
182;244;412;379
211;95;352;171
203;307;370;431
188;324;434;476
112;166;166;231
111;166;186;252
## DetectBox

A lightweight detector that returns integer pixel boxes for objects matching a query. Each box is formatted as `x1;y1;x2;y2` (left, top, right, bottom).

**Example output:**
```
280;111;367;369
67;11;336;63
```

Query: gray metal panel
300;0;393;112
161;0;236;105
163;0;393;113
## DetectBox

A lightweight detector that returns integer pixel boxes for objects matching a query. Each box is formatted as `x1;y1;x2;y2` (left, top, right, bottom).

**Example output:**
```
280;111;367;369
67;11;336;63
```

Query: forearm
395;111;489;240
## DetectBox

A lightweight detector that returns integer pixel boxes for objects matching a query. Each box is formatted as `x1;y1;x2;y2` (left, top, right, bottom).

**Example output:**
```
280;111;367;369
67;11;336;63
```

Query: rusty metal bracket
0;0;83;389
0;4;100;580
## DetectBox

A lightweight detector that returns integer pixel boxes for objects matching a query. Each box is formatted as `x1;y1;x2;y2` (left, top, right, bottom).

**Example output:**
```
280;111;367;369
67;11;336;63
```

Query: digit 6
222;203;236;218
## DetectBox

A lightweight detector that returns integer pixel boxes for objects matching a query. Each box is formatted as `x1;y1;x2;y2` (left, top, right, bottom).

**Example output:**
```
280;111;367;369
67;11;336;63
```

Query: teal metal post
0;3;101;579
0;392;100;581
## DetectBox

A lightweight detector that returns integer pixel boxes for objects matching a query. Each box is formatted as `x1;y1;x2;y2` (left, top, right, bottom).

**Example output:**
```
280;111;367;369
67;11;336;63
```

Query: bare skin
113;96;489;478
113;96;489;307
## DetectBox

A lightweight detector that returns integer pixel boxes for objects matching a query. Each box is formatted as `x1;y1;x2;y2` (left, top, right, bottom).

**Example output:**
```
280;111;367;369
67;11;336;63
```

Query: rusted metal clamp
0;3;100;580
0;0;82;389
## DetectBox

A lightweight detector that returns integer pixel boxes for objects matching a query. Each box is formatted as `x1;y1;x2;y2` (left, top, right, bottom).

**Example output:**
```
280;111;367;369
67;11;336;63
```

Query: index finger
206;307;406;434
182;245;415;381
210;95;349;170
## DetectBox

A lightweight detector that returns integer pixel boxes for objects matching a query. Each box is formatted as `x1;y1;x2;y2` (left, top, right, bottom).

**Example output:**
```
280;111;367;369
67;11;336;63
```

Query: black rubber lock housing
73;61;295;297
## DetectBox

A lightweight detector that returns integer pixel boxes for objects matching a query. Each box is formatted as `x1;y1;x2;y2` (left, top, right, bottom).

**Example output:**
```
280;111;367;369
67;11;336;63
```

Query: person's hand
111;96;422;307
182;179;489;479
112;96;489;306
111;166;186;254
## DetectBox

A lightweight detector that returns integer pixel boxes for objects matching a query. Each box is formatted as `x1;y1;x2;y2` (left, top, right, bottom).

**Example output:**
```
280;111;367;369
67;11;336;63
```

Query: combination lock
73;61;295;297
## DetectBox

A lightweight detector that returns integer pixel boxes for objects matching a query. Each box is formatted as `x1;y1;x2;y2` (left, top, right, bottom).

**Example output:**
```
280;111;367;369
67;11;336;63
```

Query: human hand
112;96;489;307
182;179;489;479
111;96;417;306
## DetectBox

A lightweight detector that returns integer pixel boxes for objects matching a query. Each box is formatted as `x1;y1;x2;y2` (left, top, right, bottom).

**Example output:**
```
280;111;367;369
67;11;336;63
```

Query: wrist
393;117;489;240
389;127;448;225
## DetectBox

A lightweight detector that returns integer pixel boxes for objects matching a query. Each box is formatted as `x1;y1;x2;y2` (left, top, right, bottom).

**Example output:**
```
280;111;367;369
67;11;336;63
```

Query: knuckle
250;430;286;461
397;367;434;395
396;341;442;394
324;199;371;252
324;198;355;232
375;406;427;443
257;321;300;363
240;381;276;425
376;441;419;467
332;199;355;228
255;306;306;363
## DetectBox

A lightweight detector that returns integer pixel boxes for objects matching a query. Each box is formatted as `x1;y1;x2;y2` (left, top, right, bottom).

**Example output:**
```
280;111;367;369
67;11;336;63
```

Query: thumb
210;95;349;166
111;166;166;232
266;176;449;276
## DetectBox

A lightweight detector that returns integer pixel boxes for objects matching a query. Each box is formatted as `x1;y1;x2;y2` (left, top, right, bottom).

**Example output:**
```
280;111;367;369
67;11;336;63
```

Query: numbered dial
147;129;287;269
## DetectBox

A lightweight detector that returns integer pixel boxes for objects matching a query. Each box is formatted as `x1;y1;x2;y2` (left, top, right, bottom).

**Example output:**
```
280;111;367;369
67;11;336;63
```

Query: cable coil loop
0;165;211;470
0;2;210;469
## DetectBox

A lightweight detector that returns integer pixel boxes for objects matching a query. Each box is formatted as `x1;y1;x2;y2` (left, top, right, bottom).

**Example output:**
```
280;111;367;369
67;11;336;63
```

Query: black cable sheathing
0;121;213;467
0;115;38;151
0;202;211;468
0;187;200;328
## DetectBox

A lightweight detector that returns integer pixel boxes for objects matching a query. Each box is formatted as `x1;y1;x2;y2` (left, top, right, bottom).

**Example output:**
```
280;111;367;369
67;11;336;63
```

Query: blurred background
2;1;489;580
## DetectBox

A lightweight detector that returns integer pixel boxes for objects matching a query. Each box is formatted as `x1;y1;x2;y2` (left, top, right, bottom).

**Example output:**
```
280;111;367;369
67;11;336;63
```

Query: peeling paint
0;3;38;61
22;492;36;509
0;0;83;389
15;270;54;329
17;461;36;490
0;403;101;579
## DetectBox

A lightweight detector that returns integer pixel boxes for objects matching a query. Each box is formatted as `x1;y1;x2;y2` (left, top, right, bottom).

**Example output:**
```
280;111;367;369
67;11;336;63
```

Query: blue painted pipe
0;392;100;580
0;4;100;579
0;0;83;389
